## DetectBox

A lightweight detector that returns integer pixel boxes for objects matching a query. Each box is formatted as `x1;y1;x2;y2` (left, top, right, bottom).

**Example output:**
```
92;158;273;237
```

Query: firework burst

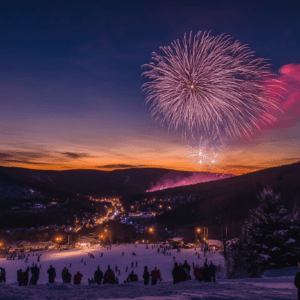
142;31;281;139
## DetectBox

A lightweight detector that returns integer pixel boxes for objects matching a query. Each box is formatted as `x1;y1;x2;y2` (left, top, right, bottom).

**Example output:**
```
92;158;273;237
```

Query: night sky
1;0;299;175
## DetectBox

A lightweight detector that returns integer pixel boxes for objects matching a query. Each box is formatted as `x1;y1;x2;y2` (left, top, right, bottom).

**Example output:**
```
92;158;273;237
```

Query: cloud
62;152;90;159
0;153;13;159
0;151;46;161
225;165;263;170
1;160;54;166
96;164;144;169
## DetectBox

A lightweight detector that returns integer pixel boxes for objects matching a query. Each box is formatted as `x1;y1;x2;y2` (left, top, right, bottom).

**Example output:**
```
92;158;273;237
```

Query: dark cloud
0;153;13;159
266;158;300;166
62;152;90;159
96;164;144;169
1;159;54;166
0;151;46;162
226;165;263;170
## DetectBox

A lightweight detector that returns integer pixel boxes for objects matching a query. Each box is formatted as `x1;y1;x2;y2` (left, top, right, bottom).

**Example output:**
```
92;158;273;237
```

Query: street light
56;237;62;248
195;228;201;244
149;228;154;243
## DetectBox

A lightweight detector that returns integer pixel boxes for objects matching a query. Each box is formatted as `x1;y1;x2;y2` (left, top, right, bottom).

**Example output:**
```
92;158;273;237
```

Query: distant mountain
122;161;300;239
0;166;231;200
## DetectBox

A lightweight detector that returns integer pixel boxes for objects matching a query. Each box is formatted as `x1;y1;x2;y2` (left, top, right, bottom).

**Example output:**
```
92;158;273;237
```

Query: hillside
122;161;300;239
0;166;230;200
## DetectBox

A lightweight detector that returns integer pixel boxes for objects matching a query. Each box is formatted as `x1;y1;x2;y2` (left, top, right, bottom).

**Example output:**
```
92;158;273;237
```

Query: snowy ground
0;244;297;299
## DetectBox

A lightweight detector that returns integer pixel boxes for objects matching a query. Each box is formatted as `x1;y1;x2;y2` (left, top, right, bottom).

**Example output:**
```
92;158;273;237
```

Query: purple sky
0;0;300;174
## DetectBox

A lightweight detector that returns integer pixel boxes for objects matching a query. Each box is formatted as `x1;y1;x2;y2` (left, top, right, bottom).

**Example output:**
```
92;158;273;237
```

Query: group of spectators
6;258;217;286
172;260;217;284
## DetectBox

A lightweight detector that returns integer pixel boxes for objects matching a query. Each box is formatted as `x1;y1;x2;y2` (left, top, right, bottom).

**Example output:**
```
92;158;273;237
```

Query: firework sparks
188;136;222;169
142;31;281;139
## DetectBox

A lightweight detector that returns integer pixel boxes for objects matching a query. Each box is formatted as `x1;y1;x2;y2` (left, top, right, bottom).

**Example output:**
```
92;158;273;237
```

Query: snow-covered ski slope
0;244;297;299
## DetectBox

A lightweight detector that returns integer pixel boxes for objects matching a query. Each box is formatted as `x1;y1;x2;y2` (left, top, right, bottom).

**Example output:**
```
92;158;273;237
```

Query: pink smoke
266;64;300;129
146;172;233;192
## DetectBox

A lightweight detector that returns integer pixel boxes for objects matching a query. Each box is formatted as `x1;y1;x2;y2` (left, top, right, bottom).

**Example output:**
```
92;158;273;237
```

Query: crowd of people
0;243;220;287
7;260;216;286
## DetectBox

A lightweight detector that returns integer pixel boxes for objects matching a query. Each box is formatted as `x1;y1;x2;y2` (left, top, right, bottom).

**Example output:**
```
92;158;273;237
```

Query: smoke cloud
146;171;233;192
267;64;300;129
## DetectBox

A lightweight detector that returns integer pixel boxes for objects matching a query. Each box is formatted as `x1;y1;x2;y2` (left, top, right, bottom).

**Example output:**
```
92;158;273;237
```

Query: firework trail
142;31;281;139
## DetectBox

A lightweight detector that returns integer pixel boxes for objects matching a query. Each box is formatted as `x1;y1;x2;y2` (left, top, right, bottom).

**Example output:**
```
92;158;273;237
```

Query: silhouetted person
65;269;72;283
209;262;217;282
94;265;103;285
74;271;83;284
151;267;161;285
143;266;150;285
201;264;212;282
23;267;29;286
172;262;181;284
62;267;68;282
17;269;24;286
103;265;115;284
30;265;39;285
127;271;138;282
0;268;6;283
193;264;202;282
294;262;300;300
47;265;56;283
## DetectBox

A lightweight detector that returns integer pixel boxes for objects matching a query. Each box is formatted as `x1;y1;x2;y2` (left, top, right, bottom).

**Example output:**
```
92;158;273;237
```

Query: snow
0;244;297;299
207;239;222;247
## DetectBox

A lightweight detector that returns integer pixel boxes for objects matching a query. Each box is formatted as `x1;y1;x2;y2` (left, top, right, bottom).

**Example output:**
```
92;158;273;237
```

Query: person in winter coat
103;265;115;284
151;267;162;285
172;262;181;284
193;264;202;282
23;267;29;286
64;269;72;283
47;265;56;283
183;260;191;274
143;266;150;285
74;271;83;284
0;268;6;283
178;263;187;282
94;265;103;285
127;271;138;282
294;262;300;300
209;262;217;282
17;269;24;286
201;264;212;282
30;265;40;285
62;267;68;283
